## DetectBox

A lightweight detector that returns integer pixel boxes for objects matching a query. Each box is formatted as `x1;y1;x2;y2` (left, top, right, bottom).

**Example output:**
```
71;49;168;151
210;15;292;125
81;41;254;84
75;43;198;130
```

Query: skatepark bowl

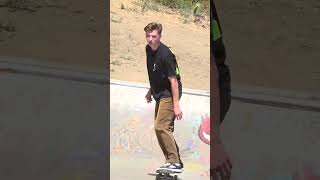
1;57;320;180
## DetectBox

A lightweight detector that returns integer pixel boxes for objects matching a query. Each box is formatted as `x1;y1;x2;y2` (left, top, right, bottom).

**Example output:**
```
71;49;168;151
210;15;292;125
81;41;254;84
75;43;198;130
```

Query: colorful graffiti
110;110;210;156
110;81;210;178
198;115;210;145
110;115;159;154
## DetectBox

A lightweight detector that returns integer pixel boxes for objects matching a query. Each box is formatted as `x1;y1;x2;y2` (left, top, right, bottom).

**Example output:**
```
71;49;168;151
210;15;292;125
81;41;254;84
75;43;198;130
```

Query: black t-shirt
146;42;182;101
211;0;231;92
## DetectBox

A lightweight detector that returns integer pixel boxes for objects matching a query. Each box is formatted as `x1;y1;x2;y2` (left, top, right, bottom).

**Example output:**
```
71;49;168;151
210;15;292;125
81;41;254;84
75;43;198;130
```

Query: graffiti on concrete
198;115;210;145
110;112;210;156
110;82;210;176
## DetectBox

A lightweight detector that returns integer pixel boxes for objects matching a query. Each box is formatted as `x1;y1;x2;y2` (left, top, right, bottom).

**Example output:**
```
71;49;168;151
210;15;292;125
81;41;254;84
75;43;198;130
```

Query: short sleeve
164;53;178;77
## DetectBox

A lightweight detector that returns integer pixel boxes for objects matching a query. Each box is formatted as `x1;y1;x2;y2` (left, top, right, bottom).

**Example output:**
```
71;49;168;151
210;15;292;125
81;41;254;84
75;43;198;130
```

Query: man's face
146;30;161;50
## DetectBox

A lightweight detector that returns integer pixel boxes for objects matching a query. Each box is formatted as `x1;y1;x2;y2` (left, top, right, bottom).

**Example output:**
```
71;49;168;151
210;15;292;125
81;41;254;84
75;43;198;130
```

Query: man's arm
211;53;222;144
211;51;232;179
168;77;182;120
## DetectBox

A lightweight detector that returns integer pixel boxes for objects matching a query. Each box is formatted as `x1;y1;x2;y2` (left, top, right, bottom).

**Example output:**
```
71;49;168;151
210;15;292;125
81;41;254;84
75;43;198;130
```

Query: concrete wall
223;99;320;180
110;80;211;179
0;68;108;179
110;79;320;180
2;58;320;180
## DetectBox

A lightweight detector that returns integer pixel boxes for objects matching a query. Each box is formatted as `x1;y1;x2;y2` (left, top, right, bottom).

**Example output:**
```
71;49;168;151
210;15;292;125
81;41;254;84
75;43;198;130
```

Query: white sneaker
157;163;183;173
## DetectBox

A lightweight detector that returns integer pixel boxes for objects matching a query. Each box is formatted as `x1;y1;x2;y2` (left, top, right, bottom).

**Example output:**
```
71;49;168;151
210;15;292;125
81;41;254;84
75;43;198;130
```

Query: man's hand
211;143;232;180
168;76;183;120
174;104;183;120
145;89;152;103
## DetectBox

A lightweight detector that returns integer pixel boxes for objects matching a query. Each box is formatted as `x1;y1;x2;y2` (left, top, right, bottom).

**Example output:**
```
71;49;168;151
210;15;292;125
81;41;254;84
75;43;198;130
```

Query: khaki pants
154;97;182;164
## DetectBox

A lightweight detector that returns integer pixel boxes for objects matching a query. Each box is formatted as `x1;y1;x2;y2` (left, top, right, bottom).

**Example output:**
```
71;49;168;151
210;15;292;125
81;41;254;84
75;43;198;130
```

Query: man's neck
151;42;161;51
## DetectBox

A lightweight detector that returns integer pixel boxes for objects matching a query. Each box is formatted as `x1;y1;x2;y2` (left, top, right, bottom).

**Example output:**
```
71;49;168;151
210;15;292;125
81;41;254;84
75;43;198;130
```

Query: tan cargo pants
154;97;182;164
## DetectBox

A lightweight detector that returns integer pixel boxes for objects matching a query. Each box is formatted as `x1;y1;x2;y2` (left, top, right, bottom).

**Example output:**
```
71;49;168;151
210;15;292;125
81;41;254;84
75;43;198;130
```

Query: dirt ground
0;0;107;70
0;0;319;95
215;0;320;95
110;0;210;91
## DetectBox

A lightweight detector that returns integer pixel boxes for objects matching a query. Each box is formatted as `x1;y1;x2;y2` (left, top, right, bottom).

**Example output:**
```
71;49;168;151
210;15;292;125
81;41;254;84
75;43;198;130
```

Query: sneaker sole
158;167;182;173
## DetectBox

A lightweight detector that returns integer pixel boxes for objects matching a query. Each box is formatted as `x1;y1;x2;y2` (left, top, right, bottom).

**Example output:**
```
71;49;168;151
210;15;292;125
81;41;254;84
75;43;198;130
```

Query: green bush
140;0;209;17
154;0;208;9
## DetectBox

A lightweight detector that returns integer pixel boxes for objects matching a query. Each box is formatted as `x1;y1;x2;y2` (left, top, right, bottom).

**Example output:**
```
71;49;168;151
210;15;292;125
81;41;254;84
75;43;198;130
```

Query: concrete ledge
0;56;107;84
232;84;320;112
110;79;210;97
1;56;319;111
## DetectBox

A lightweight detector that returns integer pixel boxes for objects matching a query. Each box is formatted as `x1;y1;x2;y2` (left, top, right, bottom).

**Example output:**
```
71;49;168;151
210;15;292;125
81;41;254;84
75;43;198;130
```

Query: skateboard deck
154;169;180;180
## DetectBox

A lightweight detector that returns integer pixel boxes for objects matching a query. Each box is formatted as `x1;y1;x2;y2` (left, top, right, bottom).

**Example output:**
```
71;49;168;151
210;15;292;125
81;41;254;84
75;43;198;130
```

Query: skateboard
155;169;180;180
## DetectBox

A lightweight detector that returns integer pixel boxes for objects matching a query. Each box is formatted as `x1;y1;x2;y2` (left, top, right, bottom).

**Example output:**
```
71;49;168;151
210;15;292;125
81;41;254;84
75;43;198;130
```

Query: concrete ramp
1;57;320;180
223;97;320;180
110;80;320;180
0;57;108;180
110;80;210;180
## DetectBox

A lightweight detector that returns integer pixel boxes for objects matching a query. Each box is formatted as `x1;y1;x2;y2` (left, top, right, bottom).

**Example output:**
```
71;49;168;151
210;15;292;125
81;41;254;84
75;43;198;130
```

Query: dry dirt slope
111;0;320;96
110;0;211;91
215;0;320;96
1;0;319;95
0;0;107;70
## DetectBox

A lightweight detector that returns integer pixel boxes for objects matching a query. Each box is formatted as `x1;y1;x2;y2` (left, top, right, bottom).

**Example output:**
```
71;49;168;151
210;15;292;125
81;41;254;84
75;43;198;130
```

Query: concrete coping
1;56;319;112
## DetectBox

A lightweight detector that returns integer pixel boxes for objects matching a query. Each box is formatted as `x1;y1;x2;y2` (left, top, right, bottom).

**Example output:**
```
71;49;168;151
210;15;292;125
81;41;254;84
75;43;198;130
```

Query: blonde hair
144;22;162;34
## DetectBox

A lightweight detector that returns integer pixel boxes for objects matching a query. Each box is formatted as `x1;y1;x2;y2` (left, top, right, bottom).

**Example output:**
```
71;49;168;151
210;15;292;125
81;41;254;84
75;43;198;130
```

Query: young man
144;22;184;173
211;0;233;179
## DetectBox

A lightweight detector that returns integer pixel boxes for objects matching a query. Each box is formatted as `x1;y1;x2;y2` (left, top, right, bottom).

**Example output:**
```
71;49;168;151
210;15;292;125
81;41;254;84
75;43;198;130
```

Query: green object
176;67;180;75
211;19;222;41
